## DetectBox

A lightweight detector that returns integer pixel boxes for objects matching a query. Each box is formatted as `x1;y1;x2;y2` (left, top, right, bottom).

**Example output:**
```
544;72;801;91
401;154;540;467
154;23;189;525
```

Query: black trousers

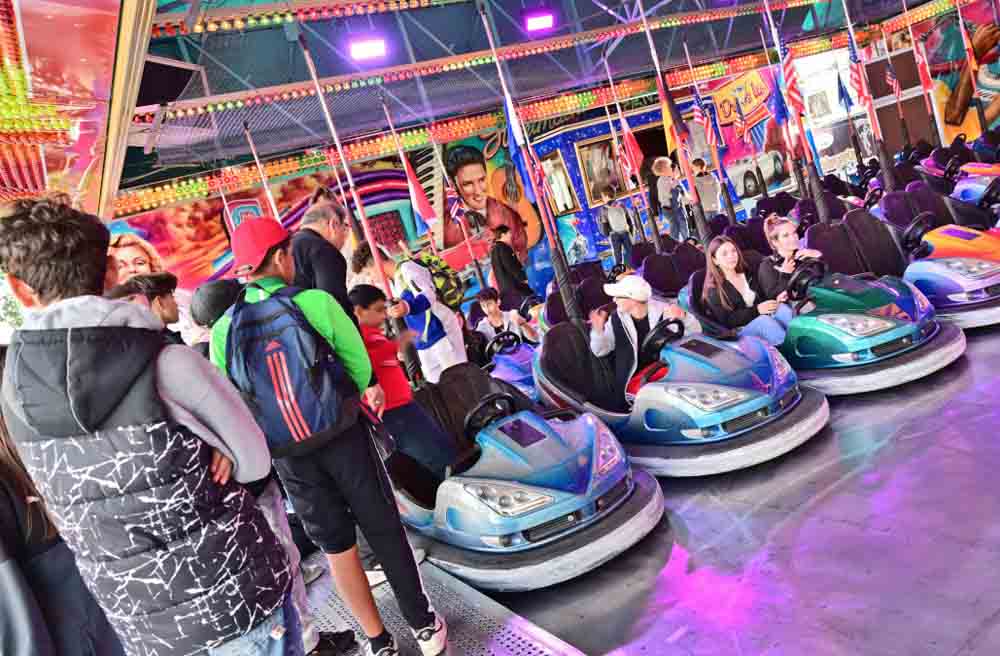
274;423;434;630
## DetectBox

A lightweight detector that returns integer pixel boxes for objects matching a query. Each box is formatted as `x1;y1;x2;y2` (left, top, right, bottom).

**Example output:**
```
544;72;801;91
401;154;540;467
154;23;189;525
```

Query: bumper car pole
603;104;653;247
636;0;710;244
478;3;584;330
604;56;665;254
241;124;281;219
682;42;738;226
839;0;897;192
759;4;830;221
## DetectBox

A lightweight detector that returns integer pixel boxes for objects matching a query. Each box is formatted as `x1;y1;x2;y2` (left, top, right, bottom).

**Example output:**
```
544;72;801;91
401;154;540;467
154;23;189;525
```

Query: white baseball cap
604;275;651;303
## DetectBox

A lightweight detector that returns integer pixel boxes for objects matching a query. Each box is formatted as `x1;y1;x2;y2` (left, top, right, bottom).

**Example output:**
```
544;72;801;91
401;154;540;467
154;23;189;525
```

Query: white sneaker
364;634;399;656
412;613;447;656
300;560;326;586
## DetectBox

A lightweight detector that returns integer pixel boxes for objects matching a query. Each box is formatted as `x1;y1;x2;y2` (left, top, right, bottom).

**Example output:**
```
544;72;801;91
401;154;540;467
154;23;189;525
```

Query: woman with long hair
757;215;823;300
701;236;795;346
0;345;125;656
108;233;164;283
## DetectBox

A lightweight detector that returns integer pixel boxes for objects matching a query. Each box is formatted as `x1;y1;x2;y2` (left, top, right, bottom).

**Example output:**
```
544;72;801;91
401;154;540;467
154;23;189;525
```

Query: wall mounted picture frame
539;149;581;215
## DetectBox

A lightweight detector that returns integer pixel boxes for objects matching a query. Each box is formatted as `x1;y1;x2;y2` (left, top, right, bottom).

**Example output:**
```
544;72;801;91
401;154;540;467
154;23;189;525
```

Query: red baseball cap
230;217;290;277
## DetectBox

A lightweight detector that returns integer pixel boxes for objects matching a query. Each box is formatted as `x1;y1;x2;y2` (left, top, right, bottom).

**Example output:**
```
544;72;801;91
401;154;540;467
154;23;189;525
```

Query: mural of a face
454;161;489;211
115;245;154;280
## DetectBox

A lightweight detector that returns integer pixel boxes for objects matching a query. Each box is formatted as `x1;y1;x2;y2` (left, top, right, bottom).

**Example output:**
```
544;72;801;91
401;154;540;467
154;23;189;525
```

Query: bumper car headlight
818;313;894;337
767;345;793;383
938;257;1000;279
903;281;933;314
595;425;622;476
464;482;554;517
665;384;751;412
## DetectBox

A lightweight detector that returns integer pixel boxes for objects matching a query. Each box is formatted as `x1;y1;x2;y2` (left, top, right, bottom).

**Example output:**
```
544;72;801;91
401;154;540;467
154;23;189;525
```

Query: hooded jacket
1;297;291;656
393;260;461;351
590;299;702;401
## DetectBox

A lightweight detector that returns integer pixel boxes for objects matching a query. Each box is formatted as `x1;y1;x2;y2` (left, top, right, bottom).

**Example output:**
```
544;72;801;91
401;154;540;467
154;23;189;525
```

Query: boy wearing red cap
211;218;447;656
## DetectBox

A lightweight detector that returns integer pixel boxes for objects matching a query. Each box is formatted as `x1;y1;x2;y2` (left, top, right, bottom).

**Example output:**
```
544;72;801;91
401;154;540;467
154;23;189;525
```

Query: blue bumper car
532;321;830;477
395;363;664;591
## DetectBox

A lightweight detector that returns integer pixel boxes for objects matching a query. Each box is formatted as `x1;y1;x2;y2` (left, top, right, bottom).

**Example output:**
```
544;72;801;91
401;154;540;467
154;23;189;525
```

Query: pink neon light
525;13;554;31
350;38;386;61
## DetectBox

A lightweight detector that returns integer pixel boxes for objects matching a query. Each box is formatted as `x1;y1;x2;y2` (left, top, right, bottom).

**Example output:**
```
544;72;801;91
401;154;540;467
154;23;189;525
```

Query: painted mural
890;0;1000;142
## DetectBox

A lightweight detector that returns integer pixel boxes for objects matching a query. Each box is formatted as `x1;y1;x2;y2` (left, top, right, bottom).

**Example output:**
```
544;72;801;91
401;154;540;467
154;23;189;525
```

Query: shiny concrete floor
495;325;1000;656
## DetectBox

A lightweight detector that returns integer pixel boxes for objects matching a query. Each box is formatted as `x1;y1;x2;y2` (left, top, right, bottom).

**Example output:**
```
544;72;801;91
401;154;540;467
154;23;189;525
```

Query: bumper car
396;363;664;591
678;234;966;396
532;320;830;477
483;330;538;402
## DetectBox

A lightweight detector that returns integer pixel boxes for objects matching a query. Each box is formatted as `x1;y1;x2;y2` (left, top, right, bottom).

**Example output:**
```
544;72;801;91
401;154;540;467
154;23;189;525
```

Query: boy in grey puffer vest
0;198;298;656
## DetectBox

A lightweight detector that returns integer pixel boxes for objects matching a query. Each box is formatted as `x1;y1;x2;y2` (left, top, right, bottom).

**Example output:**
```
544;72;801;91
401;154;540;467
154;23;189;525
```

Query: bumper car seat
570;260;605;283
642;253;687;297
943;195;993;230
723;223;755;252
879;191;919;230
906;180;952;221
744;217;774;255
543;289;572;327
683;268;740;339
708;213;729;239
578;276;614;315
538;322;620;411
671;242;706;282
841;209;908;278
630;241;656;269
803;221;870;276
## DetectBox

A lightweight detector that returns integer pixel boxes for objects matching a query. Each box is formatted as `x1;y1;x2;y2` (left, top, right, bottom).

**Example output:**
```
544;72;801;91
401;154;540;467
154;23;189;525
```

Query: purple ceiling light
349;36;387;61
522;7;556;33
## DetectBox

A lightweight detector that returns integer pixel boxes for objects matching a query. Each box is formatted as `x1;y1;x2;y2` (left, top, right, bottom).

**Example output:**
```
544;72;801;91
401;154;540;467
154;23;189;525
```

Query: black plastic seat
823;173;851;197
500;288;528;314
543;290;570;326
894;162;921;187
657;233;679;253
671;242;705;282
629;241;656;269
792;198;817;224
744;217;773;255
906;181;952;223
841;210;907;278
918;168;956;195
570;260;605;283
577;276;613;315
723;223;755;252
642;253;685;297
879;191;918;230
803;222;869;276
944;196;993;229
539;322;619;410
707;214;729;239
823;192;848;221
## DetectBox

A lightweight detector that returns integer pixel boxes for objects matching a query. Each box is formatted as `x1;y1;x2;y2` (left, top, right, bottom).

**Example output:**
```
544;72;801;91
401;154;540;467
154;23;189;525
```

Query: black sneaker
309;631;356;655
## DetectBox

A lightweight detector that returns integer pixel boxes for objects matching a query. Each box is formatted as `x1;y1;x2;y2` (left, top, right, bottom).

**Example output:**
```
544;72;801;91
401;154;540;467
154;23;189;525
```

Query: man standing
653;157;689;242
597;187;634;267
292;200;353;316
105;271;184;345
444;145;530;259
691;158;722;217
489;224;534;299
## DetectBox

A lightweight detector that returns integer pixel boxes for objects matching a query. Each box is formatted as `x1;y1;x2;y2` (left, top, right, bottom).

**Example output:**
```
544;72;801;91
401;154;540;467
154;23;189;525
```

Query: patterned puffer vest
2;327;291;656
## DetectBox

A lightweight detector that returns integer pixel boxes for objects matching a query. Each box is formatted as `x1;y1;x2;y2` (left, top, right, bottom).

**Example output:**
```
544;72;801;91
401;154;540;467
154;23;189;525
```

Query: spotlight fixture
349;36;387;61
522;5;556;33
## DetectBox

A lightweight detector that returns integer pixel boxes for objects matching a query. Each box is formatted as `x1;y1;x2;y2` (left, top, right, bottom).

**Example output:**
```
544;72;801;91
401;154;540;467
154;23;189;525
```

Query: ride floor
492;324;1000;656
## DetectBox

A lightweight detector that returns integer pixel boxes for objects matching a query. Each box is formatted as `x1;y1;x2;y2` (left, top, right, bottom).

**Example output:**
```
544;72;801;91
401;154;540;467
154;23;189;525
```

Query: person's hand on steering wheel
663;304;686;320
795;248;823;261
776;290;789;304
779;256;797;274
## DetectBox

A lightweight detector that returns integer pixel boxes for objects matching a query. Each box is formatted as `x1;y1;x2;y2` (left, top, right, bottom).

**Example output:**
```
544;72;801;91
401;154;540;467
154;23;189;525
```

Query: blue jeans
382;402;459;479
208;594;304;656
739;303;794;346
610;231;632;266
662;207;689;241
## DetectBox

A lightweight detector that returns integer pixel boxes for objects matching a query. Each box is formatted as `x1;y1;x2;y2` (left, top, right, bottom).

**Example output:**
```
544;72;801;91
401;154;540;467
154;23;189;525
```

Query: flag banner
503;95;537;204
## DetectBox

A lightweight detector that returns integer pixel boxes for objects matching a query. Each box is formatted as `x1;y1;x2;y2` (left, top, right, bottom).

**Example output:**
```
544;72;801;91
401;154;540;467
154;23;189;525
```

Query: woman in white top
475;288;537;342
701;236;794;346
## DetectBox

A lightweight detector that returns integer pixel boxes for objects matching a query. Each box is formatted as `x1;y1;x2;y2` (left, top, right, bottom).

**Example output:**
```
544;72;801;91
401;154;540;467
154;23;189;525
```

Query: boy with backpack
383;254;467;384
210;218;447;656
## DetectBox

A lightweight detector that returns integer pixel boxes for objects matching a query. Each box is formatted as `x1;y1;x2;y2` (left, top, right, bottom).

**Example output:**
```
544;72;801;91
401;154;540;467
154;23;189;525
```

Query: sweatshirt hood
7;296;166;438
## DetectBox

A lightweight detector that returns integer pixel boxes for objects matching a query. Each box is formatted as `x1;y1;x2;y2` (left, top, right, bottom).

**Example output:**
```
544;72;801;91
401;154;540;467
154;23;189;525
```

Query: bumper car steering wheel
639;318;686;365
944;155;964;182
980;177;1000;210
864;186;884;210
785;258;827;312
519;295;543;320
484;330;522;360
901;213;935;255
607;263;628;283
464;392;516;441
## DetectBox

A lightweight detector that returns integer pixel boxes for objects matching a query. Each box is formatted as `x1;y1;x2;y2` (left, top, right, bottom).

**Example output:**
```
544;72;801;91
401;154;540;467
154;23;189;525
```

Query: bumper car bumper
796;322;966;395
935;297;1000;329
625;386;829;477
421;469;664;592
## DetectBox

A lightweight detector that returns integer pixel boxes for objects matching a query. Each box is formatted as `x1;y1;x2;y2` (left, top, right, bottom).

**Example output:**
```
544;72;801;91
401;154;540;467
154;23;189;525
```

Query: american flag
885;60;901;100
914;39;935;96
691;89;717;148
781;42;805;115
734;97;750;144
847;29;880;139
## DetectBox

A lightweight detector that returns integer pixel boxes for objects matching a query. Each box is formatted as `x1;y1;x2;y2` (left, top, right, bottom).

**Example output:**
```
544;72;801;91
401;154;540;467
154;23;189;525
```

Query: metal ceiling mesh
152;0;923;167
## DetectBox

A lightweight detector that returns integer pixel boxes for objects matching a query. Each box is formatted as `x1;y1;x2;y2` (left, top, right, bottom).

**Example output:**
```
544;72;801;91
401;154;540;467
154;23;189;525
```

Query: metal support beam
396;12;432;120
